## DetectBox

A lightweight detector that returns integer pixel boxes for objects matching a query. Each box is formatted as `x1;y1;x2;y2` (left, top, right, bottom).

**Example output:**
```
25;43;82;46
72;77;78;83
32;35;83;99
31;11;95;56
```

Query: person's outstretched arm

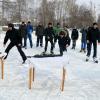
3;31;9;46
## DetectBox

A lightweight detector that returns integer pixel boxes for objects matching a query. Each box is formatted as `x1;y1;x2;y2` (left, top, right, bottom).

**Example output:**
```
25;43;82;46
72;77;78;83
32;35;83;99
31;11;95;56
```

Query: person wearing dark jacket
26;21;33;48
19;22;27;47
3;23;27;64
43;23;55;54
71;28;79;49
80;28;87;53
86;23;100;63
58;31;70;55
36;23;44;47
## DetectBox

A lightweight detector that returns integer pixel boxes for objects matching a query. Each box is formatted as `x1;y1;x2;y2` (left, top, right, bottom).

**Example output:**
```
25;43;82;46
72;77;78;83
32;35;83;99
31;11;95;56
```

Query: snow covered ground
0;30;100;100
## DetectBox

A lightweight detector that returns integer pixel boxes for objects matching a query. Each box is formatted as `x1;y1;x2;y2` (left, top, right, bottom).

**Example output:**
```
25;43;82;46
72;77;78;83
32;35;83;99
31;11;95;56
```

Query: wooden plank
1;59;4;80
61;67;66;91
29;68;32;89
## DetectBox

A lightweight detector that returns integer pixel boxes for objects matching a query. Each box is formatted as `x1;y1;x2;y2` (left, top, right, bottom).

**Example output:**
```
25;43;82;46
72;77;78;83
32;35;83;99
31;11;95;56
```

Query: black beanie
8;23;14;28
48;22;52;25
93;22;98;26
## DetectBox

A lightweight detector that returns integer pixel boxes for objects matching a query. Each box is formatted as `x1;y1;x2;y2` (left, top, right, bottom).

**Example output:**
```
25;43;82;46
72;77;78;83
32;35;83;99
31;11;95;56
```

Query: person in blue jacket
26;21;33;49
80;27;87;53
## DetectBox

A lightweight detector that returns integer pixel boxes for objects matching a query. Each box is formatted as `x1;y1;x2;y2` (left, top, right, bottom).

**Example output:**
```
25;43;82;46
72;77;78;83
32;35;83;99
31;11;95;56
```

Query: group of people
19;21;33;49
36;22;70;55
2;21;100;64
71;23;100;63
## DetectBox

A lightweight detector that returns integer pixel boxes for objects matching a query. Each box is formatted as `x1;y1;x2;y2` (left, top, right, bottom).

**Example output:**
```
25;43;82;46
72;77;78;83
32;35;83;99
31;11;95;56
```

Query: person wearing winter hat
58;30;70;55
86;23;100;63
43;22;55;54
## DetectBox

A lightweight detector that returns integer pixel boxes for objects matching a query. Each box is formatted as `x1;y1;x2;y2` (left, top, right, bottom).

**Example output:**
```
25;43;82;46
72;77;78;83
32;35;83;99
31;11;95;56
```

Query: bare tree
16;0;27;22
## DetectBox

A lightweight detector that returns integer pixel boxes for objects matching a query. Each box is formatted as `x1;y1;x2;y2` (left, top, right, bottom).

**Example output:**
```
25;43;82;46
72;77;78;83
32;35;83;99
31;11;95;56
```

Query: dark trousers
44;39;54;52
72;40;77;49
5;43;27;61
59;45;67;55
36;35;43;47
87;41;97;58
54;35;58;43
21;35;27;47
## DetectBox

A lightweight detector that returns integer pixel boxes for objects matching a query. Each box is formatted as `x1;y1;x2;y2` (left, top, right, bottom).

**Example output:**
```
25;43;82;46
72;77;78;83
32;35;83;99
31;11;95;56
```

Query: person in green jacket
53;23;62;47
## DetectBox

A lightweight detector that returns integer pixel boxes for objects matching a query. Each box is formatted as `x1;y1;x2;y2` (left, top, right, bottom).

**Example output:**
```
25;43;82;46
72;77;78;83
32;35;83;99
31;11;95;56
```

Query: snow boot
80;49;83;52
0;53;7;60
83;49;86;53
22;58;27;64
50;51;54;55
42;51;46;55
93;57;98;63
86;56;90;62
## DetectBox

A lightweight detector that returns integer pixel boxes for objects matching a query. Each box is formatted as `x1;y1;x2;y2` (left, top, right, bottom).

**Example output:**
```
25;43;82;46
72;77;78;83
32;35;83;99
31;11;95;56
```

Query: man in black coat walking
19;22;27;48
3;23;27;64
36;23;44;47
43;23;55;54
71;28;79;49
86;23;100;63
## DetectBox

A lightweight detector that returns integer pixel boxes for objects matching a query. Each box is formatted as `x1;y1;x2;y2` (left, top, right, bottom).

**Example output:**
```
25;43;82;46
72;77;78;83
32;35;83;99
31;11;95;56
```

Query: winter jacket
87;27;100;42
53;26;62;36
58;35;71;46
80;28;87;42
4;28;21;45
27;24;33;34
44;27;55;40
64;29;69;37
19;24;27;37
36;25;44;36
71;29;79;40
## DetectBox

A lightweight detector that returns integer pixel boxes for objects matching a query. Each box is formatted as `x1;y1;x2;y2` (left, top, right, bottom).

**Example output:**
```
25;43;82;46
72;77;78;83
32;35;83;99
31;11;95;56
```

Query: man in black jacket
36;23;44;47
58;30;70;55
3;23;27;64
19;22;27;47
43;23;55;54
71;28;79;49
86;23;100;63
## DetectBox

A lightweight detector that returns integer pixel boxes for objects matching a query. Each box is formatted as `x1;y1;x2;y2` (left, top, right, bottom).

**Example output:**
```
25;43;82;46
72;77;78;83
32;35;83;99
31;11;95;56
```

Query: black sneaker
51;51;54;55
84;50;86;53
4;55;7;60
71;47;75;50
22;58;27;64
93;58;98;63
94;60;98;63
86;56;90;62
40;44;43;47
71;47;74;49
36;45;39;47
60;53;63;56
80;49;83;52
42;51;46;55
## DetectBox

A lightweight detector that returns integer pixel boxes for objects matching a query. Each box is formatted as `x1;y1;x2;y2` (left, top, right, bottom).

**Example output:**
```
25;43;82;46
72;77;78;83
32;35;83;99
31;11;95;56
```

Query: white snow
0;30;100;100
